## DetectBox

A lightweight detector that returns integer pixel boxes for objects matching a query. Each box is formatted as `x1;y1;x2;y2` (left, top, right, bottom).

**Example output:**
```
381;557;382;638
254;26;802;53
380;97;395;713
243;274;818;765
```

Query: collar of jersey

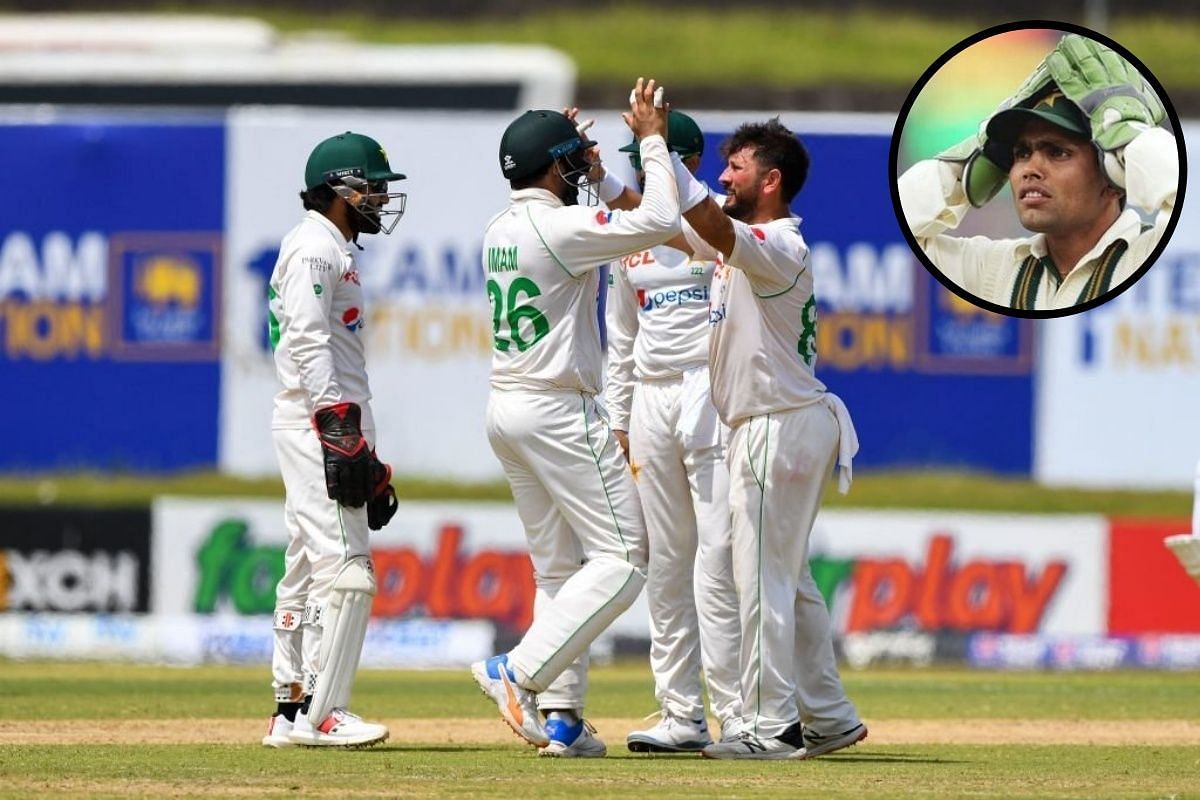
1022;207;1143;268
509;187;565;207
305;209;353;252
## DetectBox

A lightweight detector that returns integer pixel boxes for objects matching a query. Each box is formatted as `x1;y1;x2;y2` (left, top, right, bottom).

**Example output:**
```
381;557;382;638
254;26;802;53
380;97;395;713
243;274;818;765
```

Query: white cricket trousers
727;401;860;739
270;426;373;701
487;388;647;708
629;376;741;726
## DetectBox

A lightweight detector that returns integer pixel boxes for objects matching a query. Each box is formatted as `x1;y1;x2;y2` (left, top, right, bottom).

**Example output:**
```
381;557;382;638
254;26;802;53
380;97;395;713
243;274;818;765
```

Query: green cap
304;131;405;190
986;87;1089;151
619;110;704;158
499;110;596;181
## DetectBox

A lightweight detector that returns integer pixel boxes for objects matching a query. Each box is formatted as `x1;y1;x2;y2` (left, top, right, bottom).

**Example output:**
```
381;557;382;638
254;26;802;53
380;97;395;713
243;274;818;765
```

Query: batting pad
307;557;376;722
1165;534;1200;584
510;557;645;692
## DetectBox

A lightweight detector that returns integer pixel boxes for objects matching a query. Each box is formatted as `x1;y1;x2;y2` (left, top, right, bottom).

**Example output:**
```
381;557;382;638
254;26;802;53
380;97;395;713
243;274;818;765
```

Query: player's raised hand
562;105;604;183
623;77;668;142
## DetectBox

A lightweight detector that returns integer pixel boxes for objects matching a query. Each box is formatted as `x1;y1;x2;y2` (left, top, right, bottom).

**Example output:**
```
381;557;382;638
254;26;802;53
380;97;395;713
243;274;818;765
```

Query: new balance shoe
627;713;712;753
793;722;868;759
287;708;389;748
701;720;805;760
261;713;294;748
470;654;548;747
540;715;607;758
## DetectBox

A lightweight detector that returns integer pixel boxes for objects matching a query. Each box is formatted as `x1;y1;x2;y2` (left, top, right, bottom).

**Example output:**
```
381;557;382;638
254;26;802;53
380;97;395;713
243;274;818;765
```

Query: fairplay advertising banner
150;496;652;641
807;509;1108;636
152;499;1109;640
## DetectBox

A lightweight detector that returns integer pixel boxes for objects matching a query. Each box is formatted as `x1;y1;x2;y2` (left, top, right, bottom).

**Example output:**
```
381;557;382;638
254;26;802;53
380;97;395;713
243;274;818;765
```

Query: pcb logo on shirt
109;232;221;361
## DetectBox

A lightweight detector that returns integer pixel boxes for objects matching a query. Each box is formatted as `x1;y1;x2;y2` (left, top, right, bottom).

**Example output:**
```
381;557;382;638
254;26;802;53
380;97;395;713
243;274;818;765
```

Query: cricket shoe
718;717;746;743
626;712;712;753
287;708;389;748
701;720;805;760
792;722;868;760
470;654;548;747
261;713;294;748
540;715;607;758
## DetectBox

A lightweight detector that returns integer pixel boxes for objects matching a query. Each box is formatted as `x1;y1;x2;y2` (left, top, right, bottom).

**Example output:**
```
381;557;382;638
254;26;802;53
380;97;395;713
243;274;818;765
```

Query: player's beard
723;186;758;221
350;205;383;235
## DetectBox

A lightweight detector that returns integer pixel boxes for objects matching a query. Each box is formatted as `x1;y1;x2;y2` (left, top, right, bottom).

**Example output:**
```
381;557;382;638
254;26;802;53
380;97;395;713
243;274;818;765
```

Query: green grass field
1;469;1190;518
2;661;1197;799
165;5;1200;91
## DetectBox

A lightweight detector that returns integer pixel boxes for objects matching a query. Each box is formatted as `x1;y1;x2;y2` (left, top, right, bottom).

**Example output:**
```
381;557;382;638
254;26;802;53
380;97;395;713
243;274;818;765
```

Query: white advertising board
221;110;646;481
1035;124;1200;489
0;613;490;667
218;109;896;482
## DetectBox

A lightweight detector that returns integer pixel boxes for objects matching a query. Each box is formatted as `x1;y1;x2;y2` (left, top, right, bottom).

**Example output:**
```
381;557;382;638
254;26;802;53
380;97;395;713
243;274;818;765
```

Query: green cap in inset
986;87;1089;153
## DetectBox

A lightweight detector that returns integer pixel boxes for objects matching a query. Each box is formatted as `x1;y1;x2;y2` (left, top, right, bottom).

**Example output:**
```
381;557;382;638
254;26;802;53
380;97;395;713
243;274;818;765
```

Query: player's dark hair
300;183;339;212
721;117;810;203
509;162;554;191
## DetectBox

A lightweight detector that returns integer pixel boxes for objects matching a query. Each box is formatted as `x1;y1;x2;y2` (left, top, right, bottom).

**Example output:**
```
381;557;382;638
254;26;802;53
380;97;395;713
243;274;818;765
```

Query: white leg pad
1165;534;1200;584
307;557;376;722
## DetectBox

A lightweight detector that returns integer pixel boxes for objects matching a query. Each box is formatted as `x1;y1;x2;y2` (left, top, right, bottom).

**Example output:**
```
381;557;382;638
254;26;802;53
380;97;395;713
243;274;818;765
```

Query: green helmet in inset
499;110;598;204
304;131;408;235
620;110;704;171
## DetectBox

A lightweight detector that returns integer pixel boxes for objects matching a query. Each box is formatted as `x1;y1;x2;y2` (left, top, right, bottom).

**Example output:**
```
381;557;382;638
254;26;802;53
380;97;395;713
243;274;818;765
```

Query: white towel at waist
820;392;859;494
677;365;721;450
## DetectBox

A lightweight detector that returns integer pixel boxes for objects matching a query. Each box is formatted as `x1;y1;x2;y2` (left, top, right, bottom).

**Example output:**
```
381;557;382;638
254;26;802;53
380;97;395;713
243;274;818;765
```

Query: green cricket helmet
305;131;407;235
620;110;704;171
499;110;599;204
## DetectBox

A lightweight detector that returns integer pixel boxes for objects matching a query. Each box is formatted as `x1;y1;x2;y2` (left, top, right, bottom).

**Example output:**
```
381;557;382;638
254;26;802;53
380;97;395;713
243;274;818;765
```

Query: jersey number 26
487;277;549;352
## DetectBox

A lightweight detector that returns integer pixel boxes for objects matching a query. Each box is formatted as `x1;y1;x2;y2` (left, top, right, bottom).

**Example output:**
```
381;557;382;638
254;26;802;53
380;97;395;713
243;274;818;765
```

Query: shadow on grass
825;752;967;764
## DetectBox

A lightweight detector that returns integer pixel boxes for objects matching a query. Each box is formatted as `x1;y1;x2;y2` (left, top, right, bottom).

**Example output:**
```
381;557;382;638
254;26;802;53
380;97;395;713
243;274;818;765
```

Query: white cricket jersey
605;245;715;431
898;127;1177;310
483;134;681;393
687;215;826;427
268;210;374;431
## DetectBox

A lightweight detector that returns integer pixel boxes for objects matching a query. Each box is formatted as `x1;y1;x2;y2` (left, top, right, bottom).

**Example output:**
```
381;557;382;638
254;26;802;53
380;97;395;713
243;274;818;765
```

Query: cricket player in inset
604;110;744;753
672;118;868;759
261;131;404;748
470;78;680;758
899;33;1178;313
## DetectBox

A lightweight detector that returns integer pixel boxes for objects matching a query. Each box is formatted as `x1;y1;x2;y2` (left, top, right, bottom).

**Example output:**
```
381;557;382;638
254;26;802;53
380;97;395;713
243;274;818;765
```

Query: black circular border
888;19;1188;320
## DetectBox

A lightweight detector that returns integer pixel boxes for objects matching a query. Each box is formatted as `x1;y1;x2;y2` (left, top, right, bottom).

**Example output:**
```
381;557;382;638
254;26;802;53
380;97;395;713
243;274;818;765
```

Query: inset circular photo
892;23;1185;318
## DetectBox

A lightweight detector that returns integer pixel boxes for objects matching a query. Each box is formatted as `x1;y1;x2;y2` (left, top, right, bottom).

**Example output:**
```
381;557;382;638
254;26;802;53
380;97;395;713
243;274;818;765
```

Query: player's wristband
597;169;625;204
671;151;709;213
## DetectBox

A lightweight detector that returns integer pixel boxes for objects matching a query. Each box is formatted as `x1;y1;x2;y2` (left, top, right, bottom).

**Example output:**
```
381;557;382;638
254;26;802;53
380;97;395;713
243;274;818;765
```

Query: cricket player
1164;459;1200;586
261;131;404;749
604;111;744;752
670;118;867;759
470;78;680;758
899;33;1178;312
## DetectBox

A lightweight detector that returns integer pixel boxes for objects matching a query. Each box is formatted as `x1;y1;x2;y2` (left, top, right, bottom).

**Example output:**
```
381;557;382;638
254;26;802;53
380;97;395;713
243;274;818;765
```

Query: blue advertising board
696;129;1034;474
0;117;224;471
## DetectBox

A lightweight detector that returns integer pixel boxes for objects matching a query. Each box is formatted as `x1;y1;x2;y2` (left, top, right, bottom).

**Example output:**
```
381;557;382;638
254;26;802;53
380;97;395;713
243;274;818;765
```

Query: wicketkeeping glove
1048;33;1165;152
936;59;1053;207
313;402;372;508
367;451;398;531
